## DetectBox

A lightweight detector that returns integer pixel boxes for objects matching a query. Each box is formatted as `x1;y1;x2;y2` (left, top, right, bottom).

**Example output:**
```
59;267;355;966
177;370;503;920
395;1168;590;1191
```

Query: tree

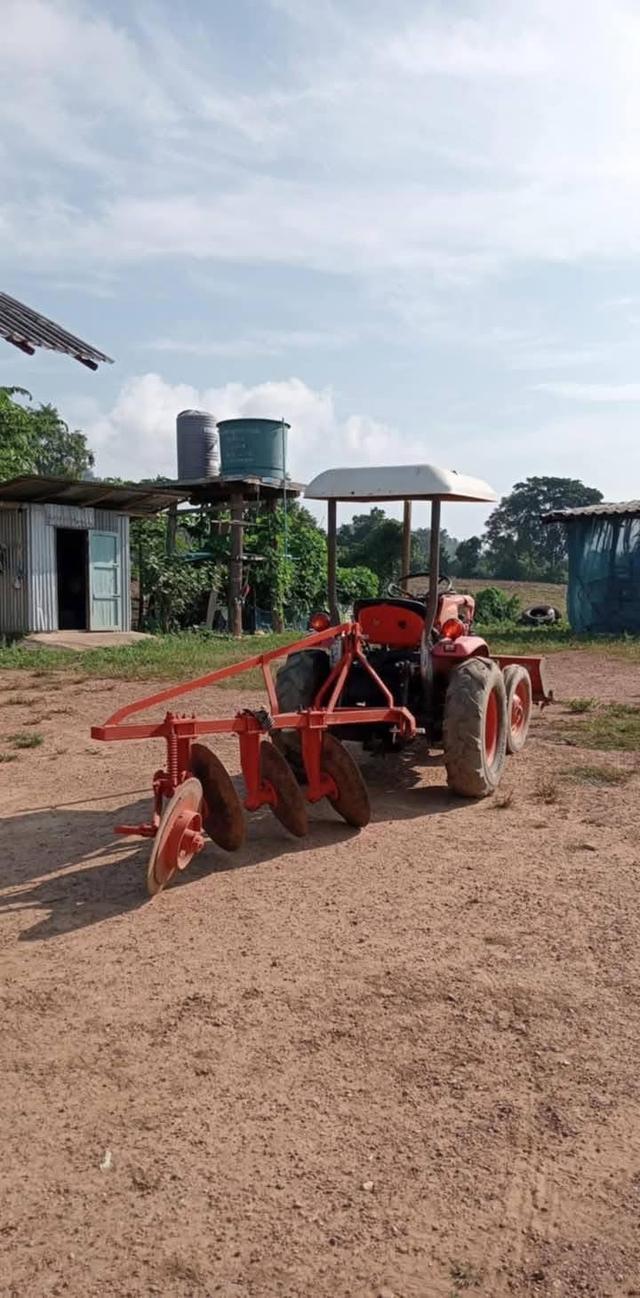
337;508;401;587
0;387;94;479
484;476;603;581
245;503;327;623
130;510;220;631
412;526;459;572
455;535;483;577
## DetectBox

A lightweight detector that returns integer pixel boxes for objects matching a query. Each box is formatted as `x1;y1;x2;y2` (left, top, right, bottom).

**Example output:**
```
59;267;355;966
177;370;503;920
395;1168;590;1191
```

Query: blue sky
2;0;640;536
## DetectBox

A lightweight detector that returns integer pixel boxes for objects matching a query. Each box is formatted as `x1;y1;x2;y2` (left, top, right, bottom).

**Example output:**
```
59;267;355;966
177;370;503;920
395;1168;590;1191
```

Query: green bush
474;586;520;624
337;565;379;603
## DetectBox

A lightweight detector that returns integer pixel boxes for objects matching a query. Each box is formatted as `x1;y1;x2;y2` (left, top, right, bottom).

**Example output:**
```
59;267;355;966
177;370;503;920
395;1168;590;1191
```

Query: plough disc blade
260;741;309;838
188;741;245;851
147;777;205;897
321;734;371;828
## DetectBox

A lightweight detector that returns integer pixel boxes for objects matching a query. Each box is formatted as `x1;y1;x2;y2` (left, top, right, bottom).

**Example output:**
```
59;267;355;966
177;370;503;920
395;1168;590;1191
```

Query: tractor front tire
273;650;331;780
443;658;507;798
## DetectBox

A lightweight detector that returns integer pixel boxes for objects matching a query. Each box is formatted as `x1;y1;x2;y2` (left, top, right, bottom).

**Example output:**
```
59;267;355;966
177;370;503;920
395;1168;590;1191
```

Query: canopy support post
424;498;441;640
328;498;339;625
401;499;412;578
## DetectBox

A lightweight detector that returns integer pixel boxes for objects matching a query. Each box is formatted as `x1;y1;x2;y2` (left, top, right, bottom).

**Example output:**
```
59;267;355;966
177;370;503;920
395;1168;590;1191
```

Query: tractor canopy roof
304;464;497;504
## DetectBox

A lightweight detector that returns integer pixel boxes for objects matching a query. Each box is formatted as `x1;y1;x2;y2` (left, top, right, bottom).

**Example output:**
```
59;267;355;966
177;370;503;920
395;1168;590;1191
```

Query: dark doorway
56;529;88;630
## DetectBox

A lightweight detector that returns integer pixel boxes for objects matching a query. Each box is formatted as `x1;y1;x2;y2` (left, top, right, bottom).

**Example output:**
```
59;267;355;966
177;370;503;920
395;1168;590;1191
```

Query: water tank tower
176;409;220;480
217;418;289;481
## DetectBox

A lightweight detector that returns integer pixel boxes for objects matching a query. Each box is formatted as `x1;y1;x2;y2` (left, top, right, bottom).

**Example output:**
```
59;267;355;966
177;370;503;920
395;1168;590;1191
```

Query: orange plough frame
91;622;415;840
91;623;551;846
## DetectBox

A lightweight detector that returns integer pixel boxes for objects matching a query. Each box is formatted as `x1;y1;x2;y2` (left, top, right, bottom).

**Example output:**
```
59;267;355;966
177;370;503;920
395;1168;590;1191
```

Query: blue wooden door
89;531;120;630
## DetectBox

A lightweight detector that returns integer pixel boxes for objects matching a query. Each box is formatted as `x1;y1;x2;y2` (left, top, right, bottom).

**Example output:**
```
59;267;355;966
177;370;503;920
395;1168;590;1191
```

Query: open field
461;579;567;616
2;651;640;1297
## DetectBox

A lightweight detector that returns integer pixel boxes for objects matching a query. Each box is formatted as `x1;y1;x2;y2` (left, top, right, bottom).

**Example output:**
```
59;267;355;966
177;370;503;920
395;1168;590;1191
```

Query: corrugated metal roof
543;501;640;523
0;475;186;516
0;292;113;370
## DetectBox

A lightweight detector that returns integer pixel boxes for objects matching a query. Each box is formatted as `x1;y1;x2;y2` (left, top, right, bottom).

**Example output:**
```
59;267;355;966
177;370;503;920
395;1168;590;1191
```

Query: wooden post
327;498;339;624
402;499;412;579
268;495;285;632
228;492;244;636
137;525;144;631
166;502;178;556
205;579;219;631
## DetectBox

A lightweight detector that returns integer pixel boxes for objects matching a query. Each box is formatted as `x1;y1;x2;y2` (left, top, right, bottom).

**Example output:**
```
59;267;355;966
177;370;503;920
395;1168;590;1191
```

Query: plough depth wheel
260;741;309;838
188;741;245;851
321;734;371;828
147;777;205;897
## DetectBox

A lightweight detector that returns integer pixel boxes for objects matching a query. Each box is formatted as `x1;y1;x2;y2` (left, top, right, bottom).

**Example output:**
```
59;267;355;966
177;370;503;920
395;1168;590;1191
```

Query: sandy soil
1;652;640;1298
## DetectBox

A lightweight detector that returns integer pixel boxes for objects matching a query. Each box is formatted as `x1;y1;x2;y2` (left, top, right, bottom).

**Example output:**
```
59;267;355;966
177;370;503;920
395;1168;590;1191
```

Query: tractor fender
432;635;489;662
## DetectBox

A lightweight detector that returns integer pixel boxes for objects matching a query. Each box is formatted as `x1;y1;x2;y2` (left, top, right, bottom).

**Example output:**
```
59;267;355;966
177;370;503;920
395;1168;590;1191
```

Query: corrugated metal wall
0;508;29;634
25;504;131;633
28;505;57;631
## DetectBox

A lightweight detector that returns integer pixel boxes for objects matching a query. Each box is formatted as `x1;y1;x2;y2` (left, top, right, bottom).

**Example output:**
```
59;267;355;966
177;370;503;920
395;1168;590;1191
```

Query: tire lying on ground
519;604;562;626
273;649;331;780
443;657;507;797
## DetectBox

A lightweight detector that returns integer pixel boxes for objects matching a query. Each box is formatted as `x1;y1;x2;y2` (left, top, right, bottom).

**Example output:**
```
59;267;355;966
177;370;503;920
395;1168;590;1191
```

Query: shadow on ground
1;745;468;943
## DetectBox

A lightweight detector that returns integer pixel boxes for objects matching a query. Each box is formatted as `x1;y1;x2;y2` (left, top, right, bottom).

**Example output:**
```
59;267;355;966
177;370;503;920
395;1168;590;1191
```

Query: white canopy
305;464;497;504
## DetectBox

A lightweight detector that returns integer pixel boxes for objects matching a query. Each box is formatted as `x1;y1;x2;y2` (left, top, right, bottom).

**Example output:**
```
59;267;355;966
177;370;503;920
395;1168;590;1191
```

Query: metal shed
543;500;640;634
0;476;185;636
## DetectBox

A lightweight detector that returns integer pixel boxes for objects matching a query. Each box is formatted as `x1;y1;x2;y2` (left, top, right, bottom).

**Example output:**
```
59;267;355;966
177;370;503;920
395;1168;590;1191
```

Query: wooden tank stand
180;474;305;636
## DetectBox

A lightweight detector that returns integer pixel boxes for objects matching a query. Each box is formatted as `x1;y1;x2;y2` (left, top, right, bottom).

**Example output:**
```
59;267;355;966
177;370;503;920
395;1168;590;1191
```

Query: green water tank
217;418;289;480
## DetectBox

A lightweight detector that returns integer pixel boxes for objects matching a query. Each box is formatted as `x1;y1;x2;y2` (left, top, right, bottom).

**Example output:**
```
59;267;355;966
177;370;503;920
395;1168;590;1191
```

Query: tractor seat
354;597;425;650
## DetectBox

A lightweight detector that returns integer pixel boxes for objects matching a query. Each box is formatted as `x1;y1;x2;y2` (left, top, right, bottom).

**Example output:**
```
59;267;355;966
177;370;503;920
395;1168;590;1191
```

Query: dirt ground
2;651;640;1298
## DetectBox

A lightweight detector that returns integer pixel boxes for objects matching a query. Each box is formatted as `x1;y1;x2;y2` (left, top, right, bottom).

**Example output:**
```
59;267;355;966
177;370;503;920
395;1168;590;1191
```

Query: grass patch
0;631;295;685
8;731;44;749
476;624;640;660
0;752;18;763
566;697;596;713
159;1254;207;1287
493;789;514;809
564;763;631;786
554;703;640;752
0;624;639;689
0;694;43;707
449;1259;482;1289
535;774;560;804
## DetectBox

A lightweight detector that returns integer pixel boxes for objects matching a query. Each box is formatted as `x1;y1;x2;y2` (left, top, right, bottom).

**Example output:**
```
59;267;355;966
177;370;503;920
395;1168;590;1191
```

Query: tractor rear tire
503;664;533;754
443;658;507;798
273;650;331;780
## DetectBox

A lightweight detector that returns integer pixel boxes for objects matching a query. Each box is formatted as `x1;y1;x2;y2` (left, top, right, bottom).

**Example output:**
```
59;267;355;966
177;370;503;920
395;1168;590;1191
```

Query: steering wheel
387;569;453;599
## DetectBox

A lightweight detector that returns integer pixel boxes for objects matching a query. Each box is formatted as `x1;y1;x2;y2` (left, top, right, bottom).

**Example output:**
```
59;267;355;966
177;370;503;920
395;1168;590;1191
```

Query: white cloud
73;372;505;535
533;382;640;402
76;372;427;487
63;369;640;537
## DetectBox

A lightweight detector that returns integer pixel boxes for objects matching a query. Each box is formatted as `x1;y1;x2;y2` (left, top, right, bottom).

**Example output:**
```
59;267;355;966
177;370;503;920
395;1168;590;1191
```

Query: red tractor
92;462;550;895
275;464;548;798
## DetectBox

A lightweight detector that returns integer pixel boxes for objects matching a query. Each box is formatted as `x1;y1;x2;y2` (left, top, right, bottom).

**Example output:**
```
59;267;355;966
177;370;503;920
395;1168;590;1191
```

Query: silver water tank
176;409;220;480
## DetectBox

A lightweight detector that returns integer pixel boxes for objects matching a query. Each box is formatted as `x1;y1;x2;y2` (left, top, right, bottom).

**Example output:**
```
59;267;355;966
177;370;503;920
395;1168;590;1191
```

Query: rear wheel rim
510;681;529;739
484;688;499;766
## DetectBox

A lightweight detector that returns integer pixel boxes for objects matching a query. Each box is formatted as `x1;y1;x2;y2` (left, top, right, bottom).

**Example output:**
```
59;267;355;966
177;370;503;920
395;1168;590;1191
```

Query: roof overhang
542;501;640;523
305;464;497;504
0;475;187;516
0;292;113;370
